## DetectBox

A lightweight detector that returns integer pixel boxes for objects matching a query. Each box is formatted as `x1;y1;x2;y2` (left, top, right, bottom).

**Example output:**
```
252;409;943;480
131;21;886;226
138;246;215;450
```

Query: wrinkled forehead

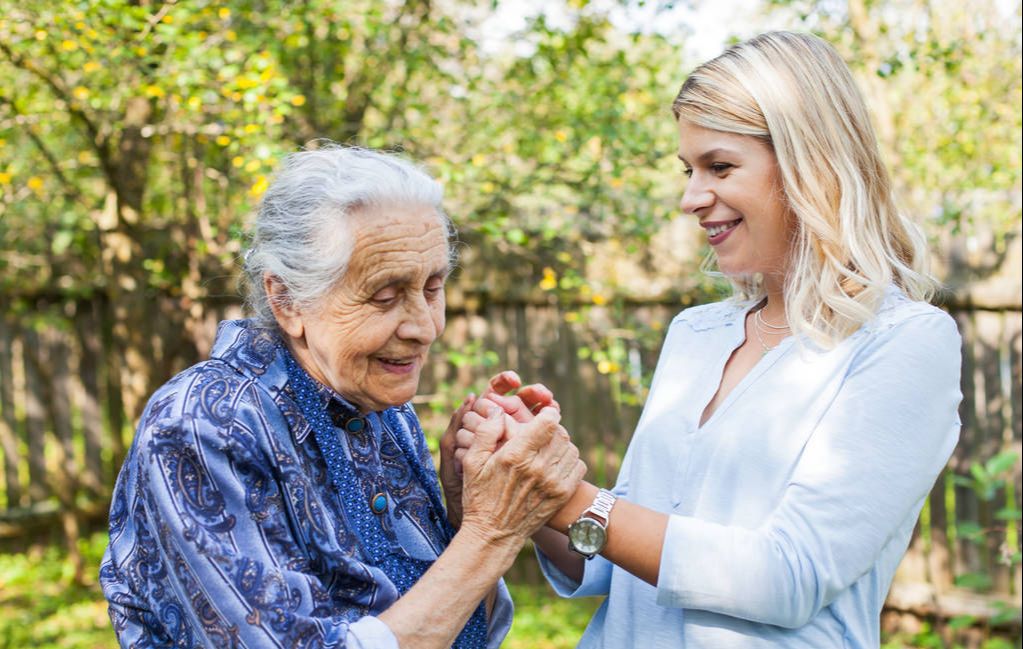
344;203;452;278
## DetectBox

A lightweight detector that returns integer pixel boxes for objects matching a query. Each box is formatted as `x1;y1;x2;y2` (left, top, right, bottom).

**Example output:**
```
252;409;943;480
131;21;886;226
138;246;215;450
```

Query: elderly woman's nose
680;175;714;215
396;293;440;342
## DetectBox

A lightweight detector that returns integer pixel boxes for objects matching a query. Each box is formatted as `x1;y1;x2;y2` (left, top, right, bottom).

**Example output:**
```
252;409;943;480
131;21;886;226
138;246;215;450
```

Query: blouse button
345;417;366;433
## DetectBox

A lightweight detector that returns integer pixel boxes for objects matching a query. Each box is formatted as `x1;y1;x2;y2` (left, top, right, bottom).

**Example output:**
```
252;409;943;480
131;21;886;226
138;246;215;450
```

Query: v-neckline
696;301;791;432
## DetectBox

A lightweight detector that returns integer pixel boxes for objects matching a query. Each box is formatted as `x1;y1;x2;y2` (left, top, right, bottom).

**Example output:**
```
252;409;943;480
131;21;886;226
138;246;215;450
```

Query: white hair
242;144;452;327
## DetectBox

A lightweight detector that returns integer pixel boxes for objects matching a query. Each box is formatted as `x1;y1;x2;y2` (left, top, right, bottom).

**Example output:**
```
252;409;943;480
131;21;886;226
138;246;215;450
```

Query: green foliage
1;535;1013;648
0;532;113;649
778;0;1022;240
504;583;600;649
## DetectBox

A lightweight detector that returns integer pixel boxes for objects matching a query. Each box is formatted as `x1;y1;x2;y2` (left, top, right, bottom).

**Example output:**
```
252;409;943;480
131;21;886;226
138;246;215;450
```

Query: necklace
281;346;487;648
753;307;790;355
755;308;790;331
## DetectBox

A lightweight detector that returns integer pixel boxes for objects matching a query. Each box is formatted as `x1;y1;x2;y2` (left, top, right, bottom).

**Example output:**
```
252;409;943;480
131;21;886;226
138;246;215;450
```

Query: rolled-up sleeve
656;311;962;627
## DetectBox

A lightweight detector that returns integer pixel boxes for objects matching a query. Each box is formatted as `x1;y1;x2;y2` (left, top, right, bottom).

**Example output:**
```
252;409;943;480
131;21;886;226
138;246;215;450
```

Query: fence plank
0;318;22;509
20;328;48;503
75;302;106;495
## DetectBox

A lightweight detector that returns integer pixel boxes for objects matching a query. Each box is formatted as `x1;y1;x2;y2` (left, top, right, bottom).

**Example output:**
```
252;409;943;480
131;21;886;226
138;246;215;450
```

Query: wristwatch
567;488;617;559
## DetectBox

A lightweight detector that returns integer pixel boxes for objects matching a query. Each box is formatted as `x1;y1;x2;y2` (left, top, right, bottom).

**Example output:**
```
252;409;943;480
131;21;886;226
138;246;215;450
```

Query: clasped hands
439;371;585;547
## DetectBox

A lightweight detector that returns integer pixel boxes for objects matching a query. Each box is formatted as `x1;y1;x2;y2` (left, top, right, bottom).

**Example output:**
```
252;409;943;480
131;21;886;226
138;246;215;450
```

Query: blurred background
0;0;1019;647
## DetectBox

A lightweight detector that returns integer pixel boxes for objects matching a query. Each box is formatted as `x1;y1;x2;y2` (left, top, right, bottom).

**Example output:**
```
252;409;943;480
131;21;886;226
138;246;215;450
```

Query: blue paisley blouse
100;319;513;648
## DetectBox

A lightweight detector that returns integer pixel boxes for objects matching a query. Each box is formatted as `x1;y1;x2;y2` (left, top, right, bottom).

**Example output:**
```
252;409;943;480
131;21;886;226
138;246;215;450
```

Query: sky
476;0;790;63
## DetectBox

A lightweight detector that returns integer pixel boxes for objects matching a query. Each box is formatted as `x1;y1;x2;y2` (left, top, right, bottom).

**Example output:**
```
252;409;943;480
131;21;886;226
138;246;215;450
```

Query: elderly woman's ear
263;272;305;339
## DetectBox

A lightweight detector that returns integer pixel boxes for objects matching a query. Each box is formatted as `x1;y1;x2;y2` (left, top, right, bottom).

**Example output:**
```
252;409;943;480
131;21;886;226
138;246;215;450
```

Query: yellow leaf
592;293;607;306
143;85;165;98
72;86;90;100
27;176;44;191
597;360;613;374
35;30;47;41
250;175;269;196
290;94;306;107
231;156;245;168
0;171;11;185
61;39;78;52
161;14;174;24
225;30;237;42
243;123;259;134
187;96;202;110
218;7;231;19
471;154;486;166
215;135;231;146
134;46;147;57
539;267;557;291
245;159;260;172
83;61;101;73
270;114;284;125
554;129;568;143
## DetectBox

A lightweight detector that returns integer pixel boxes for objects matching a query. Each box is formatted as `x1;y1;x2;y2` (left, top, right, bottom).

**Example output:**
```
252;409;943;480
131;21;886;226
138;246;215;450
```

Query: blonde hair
673;31;936;347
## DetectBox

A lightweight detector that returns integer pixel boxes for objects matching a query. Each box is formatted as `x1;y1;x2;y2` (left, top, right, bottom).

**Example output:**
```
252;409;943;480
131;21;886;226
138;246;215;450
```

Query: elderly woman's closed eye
100;144;585;649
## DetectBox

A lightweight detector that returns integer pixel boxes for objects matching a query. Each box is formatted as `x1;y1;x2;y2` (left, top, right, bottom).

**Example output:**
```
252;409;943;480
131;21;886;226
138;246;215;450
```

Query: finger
485;392;533;423
443;393;475;437
455;426;475;450
471;397;500;417
461;411;486;433
486;370;522;396
516;384;556;414
453;448;467;475
503;407;560;454
467;405;505;453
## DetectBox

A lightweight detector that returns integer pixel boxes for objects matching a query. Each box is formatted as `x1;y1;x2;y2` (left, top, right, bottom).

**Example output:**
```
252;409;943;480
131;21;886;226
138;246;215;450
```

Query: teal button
345;418;365;433
370;492;388;514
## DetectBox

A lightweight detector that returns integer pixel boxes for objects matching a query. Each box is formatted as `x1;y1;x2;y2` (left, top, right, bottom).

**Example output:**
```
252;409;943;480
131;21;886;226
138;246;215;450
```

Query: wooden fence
0;293;1020;643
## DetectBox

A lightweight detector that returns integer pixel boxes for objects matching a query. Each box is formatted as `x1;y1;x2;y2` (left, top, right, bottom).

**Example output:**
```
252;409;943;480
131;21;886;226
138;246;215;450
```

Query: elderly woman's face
285;204;449;413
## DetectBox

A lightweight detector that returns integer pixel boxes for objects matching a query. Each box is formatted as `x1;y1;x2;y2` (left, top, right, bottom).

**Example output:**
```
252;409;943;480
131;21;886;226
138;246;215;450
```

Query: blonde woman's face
677;120;793;282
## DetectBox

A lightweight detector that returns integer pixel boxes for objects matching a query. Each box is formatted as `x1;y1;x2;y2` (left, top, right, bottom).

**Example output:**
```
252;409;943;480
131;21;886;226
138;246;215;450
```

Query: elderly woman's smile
276;202;450;413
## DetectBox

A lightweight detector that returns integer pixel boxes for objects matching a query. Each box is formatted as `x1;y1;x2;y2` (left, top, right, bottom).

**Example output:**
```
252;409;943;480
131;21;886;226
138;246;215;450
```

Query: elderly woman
100;145;585;648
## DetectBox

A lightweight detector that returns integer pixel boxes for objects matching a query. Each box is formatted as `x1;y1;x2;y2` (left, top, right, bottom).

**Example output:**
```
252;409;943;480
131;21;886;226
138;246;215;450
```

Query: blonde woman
453;31;961;647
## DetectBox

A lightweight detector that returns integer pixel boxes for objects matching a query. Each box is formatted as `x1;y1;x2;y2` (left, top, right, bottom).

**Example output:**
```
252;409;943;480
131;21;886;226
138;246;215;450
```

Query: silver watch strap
585;488;616;524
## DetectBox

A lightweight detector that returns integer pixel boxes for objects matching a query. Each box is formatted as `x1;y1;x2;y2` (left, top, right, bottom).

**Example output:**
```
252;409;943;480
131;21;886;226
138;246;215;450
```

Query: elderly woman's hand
439;372;559;528
457;406;586;548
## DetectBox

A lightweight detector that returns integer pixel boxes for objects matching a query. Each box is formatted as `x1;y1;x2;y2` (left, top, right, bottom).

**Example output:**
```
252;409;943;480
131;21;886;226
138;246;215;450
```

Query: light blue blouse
540;287;961;648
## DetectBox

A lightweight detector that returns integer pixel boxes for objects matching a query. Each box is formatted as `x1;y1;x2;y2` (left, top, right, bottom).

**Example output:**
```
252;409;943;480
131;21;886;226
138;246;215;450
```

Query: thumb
468;406;506;454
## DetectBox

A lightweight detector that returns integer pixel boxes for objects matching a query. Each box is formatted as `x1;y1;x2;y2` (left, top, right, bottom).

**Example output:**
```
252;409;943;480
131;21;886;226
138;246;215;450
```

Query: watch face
569;517;606;556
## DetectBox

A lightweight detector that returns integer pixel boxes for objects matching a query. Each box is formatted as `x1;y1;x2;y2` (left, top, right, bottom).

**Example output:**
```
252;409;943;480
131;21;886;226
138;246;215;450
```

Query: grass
0;531;597;649
2;532;1013;649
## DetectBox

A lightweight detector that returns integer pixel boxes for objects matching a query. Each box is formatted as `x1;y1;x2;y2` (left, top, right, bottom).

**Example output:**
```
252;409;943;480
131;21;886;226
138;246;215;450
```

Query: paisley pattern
100;319;510;647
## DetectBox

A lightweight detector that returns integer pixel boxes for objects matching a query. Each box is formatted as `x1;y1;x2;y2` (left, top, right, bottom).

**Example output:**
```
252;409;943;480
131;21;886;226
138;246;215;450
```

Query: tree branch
0;40;116;182
0;94;82;201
